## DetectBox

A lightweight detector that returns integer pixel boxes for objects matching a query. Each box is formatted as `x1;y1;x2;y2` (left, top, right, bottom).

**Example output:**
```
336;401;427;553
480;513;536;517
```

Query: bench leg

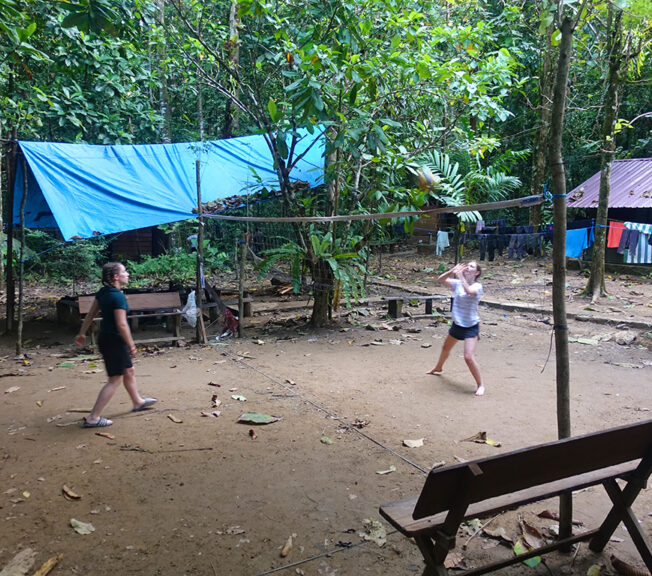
590;477;652;571
388;300;402;318
414;534;451;576
425;299;433;315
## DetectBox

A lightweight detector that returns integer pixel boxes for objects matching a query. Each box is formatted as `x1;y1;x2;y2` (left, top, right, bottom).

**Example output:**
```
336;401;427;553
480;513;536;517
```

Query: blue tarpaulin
14;129;324;241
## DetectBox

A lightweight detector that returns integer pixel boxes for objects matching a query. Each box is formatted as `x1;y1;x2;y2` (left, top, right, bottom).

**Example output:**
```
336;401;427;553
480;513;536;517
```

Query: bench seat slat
380;460;639;537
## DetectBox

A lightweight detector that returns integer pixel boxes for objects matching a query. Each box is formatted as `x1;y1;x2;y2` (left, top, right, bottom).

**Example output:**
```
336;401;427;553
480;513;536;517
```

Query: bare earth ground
1;250;651;576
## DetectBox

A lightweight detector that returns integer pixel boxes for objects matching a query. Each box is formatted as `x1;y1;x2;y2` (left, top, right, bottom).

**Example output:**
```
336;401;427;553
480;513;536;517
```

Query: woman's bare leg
427;334;458;374
463;337;484;395
87;375;122;424
122;367;147;409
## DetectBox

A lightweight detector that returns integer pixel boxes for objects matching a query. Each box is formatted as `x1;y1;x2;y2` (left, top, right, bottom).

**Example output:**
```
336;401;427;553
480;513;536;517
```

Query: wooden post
195;160;207;344
16;156;27;354
5;130;17;334
237;232;248;337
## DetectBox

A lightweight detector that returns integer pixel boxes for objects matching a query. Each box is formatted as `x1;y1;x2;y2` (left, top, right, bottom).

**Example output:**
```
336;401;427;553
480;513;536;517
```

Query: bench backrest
78;292;182;315
413;419;652;520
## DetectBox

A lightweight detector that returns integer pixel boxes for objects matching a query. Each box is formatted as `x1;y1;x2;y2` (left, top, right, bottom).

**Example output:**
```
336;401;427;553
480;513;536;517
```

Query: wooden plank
380;460;640;537
78;292;181;315
413;420;652;519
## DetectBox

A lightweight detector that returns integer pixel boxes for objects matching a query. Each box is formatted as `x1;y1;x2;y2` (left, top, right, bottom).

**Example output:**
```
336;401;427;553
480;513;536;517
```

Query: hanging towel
607;221;625;248
436;230;450;256
566;228;591;258
624;222;652;264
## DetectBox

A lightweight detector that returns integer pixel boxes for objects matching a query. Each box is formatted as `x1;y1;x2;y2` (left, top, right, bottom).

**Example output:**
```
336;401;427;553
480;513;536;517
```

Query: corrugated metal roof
567;158;652;209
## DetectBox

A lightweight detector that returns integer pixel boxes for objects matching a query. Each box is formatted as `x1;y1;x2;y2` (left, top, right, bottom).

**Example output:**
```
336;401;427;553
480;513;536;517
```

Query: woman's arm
455;267;481;295
74;299;99;346
437;263;464;288
114;308;137;356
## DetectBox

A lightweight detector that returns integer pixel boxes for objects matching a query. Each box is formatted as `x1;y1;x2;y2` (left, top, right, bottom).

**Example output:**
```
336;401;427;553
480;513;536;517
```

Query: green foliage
417;149;522;222
127;244;231;288
256;231;367;306
21;230;109;281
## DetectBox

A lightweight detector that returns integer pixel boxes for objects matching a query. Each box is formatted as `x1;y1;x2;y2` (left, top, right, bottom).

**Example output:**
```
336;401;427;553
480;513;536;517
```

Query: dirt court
1;252;651;576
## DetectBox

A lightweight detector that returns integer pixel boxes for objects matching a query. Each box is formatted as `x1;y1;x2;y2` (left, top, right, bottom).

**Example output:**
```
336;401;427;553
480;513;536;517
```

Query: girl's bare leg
87;375;122;424
463;337;484;395
122;366;147;409
427;334;458;374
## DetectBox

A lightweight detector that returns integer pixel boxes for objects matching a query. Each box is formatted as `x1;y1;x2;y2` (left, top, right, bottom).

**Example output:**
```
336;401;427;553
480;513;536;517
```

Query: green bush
21;230;110;281
127;245;231;288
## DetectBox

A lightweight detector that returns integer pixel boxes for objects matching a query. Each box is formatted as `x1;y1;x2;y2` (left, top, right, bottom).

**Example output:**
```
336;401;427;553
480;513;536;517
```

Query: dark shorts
98;332;133;377
449;322;480;341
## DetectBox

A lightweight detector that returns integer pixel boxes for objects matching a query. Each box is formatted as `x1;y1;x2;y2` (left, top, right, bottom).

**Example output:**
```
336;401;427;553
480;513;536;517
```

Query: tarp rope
203;194;544;223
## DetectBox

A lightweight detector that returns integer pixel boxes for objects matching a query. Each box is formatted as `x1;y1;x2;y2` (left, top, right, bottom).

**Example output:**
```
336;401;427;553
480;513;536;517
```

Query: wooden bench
380;420;652;576
78;292;184;346
385;294;451;319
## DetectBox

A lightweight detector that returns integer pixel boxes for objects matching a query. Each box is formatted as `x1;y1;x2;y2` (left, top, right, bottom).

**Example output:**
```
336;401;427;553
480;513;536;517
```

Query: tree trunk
156;0;172;143
222;0;240;138
586;8;624;301
529;21;555;226
549;14;574;548
310;258;333;327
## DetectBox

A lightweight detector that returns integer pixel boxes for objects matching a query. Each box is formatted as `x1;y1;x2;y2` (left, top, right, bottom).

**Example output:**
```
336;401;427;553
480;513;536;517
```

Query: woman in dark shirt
74;262;157;427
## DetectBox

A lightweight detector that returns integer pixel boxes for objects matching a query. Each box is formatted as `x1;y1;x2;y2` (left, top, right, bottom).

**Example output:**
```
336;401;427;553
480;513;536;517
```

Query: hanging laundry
623;222;652;264
436;230;450;256
565;227;593;258
607;221;625;248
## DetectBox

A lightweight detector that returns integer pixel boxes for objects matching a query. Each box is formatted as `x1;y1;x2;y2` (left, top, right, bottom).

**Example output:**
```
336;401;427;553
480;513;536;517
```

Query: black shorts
98;332;133;377
449;322;480;341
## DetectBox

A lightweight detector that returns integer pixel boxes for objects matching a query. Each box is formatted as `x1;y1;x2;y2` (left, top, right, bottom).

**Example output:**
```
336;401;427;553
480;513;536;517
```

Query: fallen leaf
56;362;75;368
320;436;333;445
483;526;513;543
0;548;37;575
358;518;386;547
70;518;95;535
611;555;645;576
95;431;114;439
587;564;603;576
167;414;183;423
32;553;64;576
521;519;544;549
280;534;293;557
513;539;541;568
444;552;465;569
237;412;281;425
376;465;396;475
62;485;82;500
403;438;424;448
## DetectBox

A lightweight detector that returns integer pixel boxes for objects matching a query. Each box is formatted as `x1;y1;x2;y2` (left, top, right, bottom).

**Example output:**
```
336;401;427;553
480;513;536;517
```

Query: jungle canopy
13;129;324;241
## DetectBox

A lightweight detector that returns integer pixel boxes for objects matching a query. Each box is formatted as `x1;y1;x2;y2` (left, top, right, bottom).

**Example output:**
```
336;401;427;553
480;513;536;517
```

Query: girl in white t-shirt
427;261;485;396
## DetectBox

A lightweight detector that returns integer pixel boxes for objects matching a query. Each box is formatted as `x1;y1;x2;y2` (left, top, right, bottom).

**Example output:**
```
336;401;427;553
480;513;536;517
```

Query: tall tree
585;3;647;301
547;0;590;546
